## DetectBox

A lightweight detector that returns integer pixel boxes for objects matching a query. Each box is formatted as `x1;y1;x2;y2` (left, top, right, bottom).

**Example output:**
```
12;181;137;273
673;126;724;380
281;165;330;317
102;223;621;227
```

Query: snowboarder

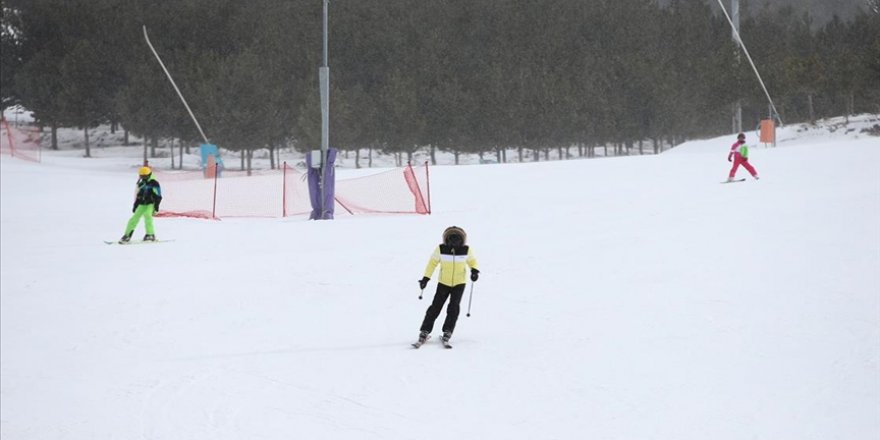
415;226;479;347
120;166;162;243
727;132;760;182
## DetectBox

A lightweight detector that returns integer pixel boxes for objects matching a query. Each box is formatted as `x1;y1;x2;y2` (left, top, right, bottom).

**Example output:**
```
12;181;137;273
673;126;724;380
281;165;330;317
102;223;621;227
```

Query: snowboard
721;178;747;184
104;239;174;245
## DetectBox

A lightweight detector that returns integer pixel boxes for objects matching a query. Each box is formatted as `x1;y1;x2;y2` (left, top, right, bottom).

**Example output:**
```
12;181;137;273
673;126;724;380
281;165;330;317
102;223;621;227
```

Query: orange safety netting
0;119;42;163
155;162;430;219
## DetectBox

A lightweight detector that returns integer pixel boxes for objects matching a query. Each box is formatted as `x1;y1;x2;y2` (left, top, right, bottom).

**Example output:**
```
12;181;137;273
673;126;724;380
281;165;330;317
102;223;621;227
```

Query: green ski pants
125;204;156;235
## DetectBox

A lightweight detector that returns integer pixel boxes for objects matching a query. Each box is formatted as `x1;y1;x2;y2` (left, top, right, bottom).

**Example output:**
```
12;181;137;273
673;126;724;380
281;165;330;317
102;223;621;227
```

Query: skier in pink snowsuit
727;133;759;181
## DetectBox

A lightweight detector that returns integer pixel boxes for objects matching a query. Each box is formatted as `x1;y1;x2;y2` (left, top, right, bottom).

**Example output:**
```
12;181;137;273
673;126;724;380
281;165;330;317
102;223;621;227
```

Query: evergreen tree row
2;0;878;165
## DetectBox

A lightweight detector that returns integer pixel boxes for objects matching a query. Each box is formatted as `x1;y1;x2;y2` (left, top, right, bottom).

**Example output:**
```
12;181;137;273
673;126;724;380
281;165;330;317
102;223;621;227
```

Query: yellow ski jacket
423;244;479;287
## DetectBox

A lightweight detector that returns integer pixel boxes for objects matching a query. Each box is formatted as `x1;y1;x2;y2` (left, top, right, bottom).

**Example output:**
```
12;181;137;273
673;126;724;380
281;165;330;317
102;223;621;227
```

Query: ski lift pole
143;25;210;144
714;0;783;126
318;0;331;219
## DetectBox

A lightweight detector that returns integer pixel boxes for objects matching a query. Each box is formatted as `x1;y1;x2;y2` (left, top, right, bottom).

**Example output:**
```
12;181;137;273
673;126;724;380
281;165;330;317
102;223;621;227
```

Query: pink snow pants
729;153;758;179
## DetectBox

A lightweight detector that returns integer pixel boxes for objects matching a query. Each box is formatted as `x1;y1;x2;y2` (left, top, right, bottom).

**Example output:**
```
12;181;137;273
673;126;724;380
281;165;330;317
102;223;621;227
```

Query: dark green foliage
2;0;878;160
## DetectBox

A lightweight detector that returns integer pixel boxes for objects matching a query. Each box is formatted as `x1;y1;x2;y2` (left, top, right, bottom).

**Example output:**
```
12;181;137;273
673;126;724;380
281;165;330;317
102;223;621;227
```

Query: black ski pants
420;283;466;334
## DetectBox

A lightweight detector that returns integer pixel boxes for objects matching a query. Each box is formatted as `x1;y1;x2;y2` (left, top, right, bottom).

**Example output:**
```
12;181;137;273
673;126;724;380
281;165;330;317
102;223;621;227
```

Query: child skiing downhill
120;166;162;243
415;226;479;348
727;132;760;182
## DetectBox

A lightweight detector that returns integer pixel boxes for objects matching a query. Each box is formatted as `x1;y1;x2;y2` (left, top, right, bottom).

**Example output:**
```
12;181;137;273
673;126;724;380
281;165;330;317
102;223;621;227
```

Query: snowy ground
2;115;879;439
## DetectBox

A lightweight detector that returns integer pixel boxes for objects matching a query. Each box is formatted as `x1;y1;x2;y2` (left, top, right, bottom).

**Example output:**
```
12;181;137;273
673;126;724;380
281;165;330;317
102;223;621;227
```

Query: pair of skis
412;335;452;349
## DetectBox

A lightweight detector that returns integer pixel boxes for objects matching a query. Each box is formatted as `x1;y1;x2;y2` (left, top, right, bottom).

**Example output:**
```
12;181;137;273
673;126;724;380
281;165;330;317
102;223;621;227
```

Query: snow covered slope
2;117;879;440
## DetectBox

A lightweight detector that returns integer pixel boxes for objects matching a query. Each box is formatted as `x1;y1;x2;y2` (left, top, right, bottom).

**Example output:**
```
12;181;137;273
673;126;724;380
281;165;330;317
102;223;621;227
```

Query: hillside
1;115;879;440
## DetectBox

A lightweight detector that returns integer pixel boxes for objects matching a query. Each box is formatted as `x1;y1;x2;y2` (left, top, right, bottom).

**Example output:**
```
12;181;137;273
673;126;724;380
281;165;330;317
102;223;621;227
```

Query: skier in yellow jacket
416;226;479;346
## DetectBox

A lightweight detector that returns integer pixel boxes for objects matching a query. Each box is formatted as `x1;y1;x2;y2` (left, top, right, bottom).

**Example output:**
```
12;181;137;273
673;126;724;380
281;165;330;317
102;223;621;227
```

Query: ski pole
419;288;424;300
466;283;475;317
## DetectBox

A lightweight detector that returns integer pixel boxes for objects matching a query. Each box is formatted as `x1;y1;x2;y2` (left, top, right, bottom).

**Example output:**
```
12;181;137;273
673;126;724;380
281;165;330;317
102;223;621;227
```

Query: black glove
153;202;160;213
418;277;430;290
132;202;139;213
470;269;480;282
727;154;733;162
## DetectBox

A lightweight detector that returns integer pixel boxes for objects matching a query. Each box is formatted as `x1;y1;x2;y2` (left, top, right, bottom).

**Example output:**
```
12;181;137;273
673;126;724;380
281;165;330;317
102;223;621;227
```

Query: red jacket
728;140;748;160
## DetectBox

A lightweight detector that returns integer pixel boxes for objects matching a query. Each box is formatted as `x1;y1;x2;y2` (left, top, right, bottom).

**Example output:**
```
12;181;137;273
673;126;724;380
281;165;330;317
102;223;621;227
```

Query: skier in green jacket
120;166;162;243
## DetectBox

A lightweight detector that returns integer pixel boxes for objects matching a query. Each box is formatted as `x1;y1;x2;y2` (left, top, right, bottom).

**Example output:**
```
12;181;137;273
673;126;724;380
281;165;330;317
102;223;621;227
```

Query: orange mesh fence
1;119;42;162
153;170;218;219
156;161;430;219
216;170;285;218
333;163;430;214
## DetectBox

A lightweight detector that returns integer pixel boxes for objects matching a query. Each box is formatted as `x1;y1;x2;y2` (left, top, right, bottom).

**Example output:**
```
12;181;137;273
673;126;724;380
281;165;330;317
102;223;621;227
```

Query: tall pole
318;0;330;219
715;0;783;126
732;0;742;134
143;26;210;145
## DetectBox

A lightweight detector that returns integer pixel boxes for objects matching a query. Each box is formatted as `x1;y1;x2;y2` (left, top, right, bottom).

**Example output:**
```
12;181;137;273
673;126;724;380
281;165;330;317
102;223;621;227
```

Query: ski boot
412;331;430;348
119;232;133;244
441;331;453;349
143;234;156;242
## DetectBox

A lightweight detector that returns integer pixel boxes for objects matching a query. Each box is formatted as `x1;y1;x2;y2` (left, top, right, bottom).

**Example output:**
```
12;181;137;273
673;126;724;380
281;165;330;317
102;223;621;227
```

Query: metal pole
318;0;330;219
715;0;784;126
143;26;210;144
732;0;742;134
466;283;475;317
282;161;287;217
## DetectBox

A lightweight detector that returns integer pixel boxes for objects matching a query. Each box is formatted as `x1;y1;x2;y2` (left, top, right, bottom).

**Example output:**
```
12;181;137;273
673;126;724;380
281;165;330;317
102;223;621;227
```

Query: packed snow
2;115;879;439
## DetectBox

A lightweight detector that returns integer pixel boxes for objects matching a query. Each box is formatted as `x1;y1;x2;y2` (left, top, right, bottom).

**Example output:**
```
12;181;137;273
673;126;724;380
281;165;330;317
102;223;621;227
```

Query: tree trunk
355;147;361;168
240;149;245;170
807;93;815;124
142;138;148;164
454;150;460;165
247;149;253;176
430;144;437;165
51;123;58;150
848;90;855;117
369;146;373;167
179;140;184;169
653;138;660;154
150;136;158;157
84;127;91;158
269;145;276;169
518;146;523;162
123;129;129;146
171;139;176;169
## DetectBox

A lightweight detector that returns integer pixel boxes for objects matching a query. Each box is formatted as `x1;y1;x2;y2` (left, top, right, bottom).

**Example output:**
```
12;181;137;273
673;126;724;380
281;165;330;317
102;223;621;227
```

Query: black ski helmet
737;133;746;141
442;226;467;246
